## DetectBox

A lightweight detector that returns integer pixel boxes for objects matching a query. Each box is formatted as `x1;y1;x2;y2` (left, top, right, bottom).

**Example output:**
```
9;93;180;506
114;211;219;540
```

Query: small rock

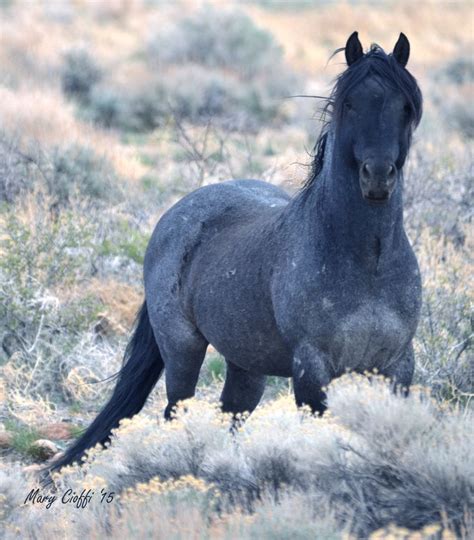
31;439;58;461
38;422;75;440
23;463;43;475
0;432;13;448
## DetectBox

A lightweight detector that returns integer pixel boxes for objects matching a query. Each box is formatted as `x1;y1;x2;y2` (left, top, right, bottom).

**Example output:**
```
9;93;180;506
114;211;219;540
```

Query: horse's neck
292;132;406;272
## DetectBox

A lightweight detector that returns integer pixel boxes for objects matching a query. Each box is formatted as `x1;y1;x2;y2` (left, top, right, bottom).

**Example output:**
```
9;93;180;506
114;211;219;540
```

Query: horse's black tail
50;302;163;472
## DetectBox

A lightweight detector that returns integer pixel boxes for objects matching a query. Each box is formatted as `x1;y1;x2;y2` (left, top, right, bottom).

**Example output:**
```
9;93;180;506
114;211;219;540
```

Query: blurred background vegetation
0;0;472;537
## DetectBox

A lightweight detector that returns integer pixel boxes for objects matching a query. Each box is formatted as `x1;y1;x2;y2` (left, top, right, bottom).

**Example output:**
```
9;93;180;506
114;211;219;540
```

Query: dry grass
248;2;473;71
0;86;144;183
88;279;143;335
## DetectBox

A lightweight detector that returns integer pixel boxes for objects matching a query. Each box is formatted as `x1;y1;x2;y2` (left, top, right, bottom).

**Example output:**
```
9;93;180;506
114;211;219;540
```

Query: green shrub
87;85;167;132
61;48;102;101
416;288;472;403
149;7;283;78
145;8;295;129
48;145;121;205
3;420;42;459
414;239;473;404
99;219;149;265
0;134;122;206
0;198;102;392
85;87;125;128
404;144;472;244
124;87;168;132
449;99;474;138
432;57;474;138
84;8;296;132
0;134;34;203
442;56;474;85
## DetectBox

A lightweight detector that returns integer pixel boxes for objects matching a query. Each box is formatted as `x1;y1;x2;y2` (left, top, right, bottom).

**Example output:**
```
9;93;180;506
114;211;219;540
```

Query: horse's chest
327;302;409;374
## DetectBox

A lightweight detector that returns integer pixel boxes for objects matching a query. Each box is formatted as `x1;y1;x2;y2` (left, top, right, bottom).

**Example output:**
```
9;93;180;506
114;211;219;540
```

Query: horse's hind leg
220;361;266;417
158;327;208;420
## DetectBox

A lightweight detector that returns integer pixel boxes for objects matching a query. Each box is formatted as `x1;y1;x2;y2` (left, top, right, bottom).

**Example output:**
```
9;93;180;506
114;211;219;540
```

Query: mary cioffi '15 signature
24;487;115;510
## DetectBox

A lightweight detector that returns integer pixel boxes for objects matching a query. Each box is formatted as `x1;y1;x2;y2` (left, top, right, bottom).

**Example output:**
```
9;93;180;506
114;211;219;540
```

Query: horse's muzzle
359;158;397;205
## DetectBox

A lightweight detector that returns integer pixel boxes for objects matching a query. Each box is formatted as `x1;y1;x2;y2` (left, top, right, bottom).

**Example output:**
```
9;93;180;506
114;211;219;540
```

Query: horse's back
164;179;289;222
144;180;289;333
147;179;288;256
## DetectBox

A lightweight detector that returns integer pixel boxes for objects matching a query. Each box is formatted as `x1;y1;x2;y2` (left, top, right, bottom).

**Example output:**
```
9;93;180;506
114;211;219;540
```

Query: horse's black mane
303;44;423;190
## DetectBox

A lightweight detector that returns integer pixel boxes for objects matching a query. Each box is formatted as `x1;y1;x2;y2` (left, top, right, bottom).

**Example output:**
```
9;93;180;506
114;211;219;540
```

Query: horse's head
333;32;422;205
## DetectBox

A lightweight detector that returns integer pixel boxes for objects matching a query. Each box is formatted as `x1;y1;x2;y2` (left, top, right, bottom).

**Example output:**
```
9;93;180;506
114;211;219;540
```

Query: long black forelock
332;44;423;124
303;43;423;190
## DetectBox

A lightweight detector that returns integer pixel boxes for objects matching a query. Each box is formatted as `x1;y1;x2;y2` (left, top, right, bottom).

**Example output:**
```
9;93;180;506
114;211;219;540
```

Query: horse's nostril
387;164;396;177
362;163;371;175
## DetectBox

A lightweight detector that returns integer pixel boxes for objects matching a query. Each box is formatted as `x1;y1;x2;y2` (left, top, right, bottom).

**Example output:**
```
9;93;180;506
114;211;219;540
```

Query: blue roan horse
54;32;423;470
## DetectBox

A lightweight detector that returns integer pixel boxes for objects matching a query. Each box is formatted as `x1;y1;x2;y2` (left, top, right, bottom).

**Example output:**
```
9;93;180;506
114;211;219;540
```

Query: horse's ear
393;32;410;67
345;31;363;66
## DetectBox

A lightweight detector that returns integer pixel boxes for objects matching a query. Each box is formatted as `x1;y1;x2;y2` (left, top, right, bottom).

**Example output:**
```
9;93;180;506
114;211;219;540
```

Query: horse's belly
331;303;409;375
208;326;293;377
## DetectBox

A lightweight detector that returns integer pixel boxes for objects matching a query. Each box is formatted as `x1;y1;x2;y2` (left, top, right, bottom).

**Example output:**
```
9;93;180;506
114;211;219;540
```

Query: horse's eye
344;101;353;112
403;103;412;117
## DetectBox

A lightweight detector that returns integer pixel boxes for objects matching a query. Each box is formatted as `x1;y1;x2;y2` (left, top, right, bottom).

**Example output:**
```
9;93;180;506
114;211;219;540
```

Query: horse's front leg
292;343;332;415
220;361;266;417
383;342;415;396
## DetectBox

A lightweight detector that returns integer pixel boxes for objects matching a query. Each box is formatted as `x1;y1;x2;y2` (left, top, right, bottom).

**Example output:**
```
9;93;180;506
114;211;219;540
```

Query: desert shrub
163;66;240;122
146;8;295;129
61;48;102;101
448;95;474;138
0;133;34;203
441;56;474;85
404;142;472;246
48;145;121;206
87;72;284;133
109;487;342;539
82;7;296;132
0;466;30;535
0;134;122;207
60;48;166;134
147;121;279;198
58;9;298;133
5;377;471;538
124;87;168;132
84;86;126;129
161;65;285;129
324;376;473;537
99;218;150;265
0;197;94;295
0;197;105;397
414;232;473;403
0;192;152;404
431;57;474;139
149;7;282;78
86;84;167;132
402;141;472;403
